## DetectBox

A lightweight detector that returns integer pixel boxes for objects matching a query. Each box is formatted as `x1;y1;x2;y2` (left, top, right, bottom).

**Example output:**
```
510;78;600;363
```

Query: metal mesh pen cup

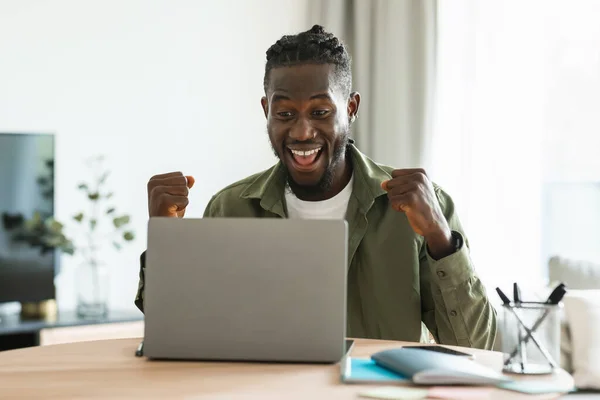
501;303;562;375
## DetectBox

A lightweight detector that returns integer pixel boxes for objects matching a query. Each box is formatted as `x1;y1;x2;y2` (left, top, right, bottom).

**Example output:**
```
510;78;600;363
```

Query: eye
277;111;294;118
312;109;330;117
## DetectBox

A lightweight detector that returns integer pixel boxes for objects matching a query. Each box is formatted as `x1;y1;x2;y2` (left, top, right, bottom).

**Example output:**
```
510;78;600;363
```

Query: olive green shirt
135;144;497;350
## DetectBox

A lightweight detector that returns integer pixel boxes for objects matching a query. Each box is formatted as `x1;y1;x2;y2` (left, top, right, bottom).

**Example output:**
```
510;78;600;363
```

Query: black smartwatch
451;231;463;253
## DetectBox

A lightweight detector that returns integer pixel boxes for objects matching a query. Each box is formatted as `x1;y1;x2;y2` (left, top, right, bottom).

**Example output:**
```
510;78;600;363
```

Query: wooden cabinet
0;310;143;351
40;321;144;346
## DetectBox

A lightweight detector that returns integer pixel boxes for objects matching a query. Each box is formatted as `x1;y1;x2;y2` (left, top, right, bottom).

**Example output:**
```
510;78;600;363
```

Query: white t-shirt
284;174;354;220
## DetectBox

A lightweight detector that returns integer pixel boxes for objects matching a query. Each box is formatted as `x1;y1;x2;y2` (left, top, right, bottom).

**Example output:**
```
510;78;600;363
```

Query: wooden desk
0;338;573;399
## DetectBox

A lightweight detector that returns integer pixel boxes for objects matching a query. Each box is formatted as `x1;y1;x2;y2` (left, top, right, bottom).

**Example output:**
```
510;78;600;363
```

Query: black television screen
0;133;56;303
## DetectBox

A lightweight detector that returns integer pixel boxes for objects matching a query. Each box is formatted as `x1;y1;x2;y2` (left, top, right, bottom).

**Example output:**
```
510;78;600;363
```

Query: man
135;25;497;350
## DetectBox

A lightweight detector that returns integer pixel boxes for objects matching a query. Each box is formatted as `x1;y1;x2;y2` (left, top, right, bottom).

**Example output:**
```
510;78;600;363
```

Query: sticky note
428;386;493;399
358;386;428;400
498;380;574;394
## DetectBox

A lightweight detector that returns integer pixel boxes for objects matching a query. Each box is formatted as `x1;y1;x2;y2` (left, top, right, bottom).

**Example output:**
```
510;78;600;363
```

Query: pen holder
501;303;562;375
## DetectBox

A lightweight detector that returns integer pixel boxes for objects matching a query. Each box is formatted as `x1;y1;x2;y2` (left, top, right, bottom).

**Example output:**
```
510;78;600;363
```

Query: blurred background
0;0;598;327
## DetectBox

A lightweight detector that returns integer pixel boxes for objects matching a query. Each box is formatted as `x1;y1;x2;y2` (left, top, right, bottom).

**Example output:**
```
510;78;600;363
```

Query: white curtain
309;1;562;294
307;0;437;169
430;0;548;292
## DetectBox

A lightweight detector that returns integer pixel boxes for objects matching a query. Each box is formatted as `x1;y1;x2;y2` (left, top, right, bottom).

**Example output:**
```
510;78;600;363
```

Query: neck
292;150;353;202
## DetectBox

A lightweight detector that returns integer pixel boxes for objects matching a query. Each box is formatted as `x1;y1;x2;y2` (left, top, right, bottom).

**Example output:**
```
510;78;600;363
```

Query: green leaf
25;212;43;230
99;171;110;184
112;215;130;228
78;183;88;191
31;211;42;223
73;213;84;222
43;235;62;247
106;207;115;214
88;192;100;201
46;218;64;232
123;231;134;241
60;239;75;255
113;241;122;250
90;219;97;231
1;213;24;230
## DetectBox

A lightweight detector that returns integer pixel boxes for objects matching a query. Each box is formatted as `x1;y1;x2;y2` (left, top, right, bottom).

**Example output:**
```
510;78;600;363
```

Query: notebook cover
341;357;408;383
371;348;510;386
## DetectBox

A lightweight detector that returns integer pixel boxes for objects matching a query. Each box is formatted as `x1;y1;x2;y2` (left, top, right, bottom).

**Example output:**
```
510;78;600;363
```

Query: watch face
451;231;462;250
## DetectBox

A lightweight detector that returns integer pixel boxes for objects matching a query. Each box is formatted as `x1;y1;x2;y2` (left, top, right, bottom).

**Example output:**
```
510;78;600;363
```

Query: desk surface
0;337;573;399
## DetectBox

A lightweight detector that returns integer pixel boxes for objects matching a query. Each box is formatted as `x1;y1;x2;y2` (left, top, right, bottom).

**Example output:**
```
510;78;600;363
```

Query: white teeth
290;148;321;157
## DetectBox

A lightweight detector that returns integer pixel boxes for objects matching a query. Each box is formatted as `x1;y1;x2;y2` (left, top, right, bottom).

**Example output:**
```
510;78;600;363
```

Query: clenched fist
147;172;195;218
381;168;454;259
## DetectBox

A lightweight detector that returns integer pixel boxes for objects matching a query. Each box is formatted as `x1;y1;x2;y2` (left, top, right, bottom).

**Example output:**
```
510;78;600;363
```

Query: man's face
261;64;359;196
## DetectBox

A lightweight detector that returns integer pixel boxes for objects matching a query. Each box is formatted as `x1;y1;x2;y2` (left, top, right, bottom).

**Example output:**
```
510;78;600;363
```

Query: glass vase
76;260;109;319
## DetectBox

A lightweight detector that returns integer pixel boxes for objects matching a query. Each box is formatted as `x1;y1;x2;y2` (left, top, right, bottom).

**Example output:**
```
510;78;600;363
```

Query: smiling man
136;25;497;349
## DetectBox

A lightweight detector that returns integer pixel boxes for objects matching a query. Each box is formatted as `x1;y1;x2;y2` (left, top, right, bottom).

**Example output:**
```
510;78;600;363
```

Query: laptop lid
143;217;348;363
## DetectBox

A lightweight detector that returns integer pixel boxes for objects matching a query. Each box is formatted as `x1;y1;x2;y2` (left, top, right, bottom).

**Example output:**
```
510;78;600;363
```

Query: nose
289;117;316;142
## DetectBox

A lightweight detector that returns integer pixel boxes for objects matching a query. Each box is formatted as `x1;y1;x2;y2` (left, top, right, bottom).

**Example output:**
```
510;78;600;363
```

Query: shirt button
450;310;457;317
437;270;446;278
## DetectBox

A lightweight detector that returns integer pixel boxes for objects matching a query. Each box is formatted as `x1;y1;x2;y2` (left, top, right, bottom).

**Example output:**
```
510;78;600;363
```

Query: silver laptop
143;217;348;363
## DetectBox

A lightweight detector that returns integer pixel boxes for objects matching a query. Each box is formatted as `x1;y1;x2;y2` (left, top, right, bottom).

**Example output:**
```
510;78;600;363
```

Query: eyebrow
271;92;333;103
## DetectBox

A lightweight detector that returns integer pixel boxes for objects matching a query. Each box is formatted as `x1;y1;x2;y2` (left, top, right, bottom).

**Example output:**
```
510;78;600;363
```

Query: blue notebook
370;348;511;386
341;357;408;383
342;356;570;395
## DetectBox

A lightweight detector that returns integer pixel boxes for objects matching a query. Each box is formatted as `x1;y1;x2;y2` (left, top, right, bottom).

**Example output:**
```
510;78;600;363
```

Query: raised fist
147;172;195;218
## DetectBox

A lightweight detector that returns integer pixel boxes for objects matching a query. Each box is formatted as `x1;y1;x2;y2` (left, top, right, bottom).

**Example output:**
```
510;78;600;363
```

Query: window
432;0;600;291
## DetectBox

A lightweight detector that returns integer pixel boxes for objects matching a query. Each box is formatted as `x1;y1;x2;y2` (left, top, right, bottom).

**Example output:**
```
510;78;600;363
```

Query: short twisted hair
263;25;352;96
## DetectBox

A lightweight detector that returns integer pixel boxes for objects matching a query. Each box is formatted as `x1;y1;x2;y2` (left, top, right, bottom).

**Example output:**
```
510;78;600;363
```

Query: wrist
425;226;454;260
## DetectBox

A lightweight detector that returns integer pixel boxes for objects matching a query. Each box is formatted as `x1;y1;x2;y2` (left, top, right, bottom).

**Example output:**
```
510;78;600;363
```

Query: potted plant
70;155;135;318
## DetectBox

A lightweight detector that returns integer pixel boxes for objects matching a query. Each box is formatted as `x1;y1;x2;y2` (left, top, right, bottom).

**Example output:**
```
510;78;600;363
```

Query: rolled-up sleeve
419;187;497;350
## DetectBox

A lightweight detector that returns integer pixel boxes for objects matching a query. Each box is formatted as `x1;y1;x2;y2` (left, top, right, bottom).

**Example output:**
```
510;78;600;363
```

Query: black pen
513;282;522;305
496;287;511;305
512;283;526;371
546;283;567;305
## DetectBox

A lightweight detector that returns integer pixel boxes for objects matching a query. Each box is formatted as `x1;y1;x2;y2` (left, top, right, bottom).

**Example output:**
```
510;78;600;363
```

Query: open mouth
286;146;323;171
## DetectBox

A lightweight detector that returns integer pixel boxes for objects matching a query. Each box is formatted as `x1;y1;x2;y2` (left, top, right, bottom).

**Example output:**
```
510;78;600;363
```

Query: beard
270;131;350;199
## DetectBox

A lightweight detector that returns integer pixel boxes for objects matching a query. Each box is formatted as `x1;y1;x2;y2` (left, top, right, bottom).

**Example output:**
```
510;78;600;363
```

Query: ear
261;96;268;119
348;91;361;121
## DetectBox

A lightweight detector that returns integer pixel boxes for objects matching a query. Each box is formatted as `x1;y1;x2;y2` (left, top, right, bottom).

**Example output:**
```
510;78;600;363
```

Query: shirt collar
239;139;390;215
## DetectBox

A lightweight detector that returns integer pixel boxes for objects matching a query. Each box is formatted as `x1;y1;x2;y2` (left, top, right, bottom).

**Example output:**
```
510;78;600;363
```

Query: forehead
267;64;338;99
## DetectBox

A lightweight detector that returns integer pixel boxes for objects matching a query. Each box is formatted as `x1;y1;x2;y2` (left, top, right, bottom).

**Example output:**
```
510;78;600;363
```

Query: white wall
0;0;310;312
